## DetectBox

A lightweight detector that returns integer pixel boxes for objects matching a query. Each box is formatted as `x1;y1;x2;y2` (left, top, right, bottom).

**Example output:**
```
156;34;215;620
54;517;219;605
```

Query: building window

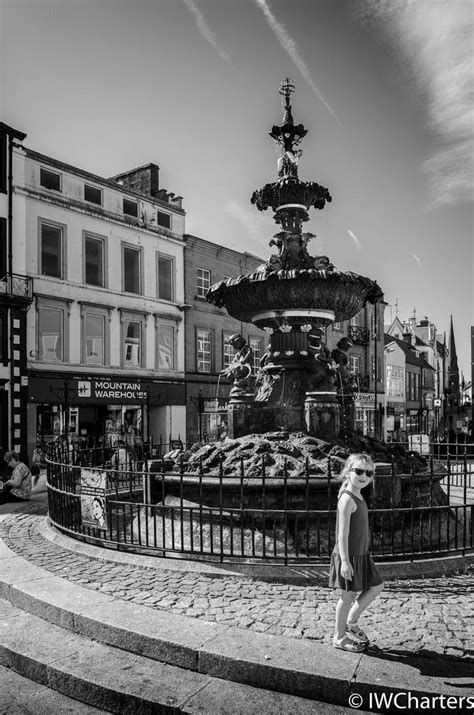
0;218;6;278
197;329;212;373
223;332;236;370
84;184;102;205
83;312;105;365
197;268;211;298
386;365;404;398
122;317;143;368
123;198;138;217
84;234;105;287
157;254;174;301
0;311;7;363
40;221;64;278
38;305;66;362
332;322;342;331
349;355;360;374
350;313;361;327
40;167;61;191
157;211;171;229
157;323;175;370
249;337;262;374
0;133;6;194
123;245;141;294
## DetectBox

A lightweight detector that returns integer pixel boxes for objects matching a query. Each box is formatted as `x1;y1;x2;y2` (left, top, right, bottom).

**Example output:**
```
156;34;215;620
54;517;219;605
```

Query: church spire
447;315;460;406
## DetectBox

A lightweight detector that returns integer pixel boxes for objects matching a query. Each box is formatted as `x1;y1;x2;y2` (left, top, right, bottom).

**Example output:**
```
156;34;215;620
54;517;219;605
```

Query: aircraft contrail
254;0;339;122
183;0;230;63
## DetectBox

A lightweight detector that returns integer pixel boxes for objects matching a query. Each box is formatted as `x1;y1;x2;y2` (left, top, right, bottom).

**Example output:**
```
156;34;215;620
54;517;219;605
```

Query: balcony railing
348;325;370;345
0;273;34;302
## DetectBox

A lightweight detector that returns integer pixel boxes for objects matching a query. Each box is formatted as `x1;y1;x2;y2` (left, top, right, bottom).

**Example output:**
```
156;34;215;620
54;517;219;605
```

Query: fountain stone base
228;401;305;439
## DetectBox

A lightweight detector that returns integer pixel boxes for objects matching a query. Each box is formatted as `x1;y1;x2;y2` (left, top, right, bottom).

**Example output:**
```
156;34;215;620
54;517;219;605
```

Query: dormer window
40;168;61;192
123;198;138;217
84;184;102;205
157;211;171;229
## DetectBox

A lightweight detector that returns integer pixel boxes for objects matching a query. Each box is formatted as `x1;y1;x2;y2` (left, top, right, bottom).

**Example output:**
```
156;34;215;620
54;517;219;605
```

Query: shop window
249;337;262;374
157;211;171;229
223;332;236;370
84;313;105;365
197;329;212;373
197;268;211;298
157;253;174;301
40;167;61;192
40;221;64;278
38;305;66;362
157;323;174;370
123;198;138;217
123;245;141;294
123;318;142;367
84;234;105;287
84;184;102;205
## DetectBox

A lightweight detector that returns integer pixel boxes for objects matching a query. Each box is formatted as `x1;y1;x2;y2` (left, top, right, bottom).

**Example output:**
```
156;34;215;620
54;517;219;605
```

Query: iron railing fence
46;441;474;566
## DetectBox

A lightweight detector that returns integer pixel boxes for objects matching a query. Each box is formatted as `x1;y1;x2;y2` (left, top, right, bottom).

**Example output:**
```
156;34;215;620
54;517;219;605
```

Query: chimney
111;164;160;197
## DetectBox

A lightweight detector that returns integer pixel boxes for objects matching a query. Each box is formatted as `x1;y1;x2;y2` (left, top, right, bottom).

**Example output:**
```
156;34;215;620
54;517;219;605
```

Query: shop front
385;402;405;441
27;373;186;454
353;393;375;436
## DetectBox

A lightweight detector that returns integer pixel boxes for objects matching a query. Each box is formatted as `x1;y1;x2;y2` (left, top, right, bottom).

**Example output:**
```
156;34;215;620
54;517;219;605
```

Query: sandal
346;622;369;643
333;635;365;653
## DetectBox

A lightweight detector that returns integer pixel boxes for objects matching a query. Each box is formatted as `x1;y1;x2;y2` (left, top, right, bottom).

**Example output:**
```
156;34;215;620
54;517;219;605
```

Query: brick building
183;235;266;443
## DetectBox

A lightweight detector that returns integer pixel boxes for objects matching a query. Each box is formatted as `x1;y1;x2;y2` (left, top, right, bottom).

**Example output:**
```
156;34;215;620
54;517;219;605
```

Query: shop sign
434;398;442;408
353;393;374;406
203;398;228;414
80;469;107;530
408;409;419;416
77;380;147;403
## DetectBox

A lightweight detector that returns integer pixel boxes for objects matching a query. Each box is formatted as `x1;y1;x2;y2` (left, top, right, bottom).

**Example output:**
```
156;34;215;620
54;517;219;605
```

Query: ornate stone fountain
207;79;383;440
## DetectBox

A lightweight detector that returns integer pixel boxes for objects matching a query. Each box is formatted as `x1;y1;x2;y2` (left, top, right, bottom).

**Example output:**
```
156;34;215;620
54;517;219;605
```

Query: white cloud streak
225;200;274;254
348;229;361;250
412;253;423;270
362;0;473;207
183;0;230;63
254;0;339;122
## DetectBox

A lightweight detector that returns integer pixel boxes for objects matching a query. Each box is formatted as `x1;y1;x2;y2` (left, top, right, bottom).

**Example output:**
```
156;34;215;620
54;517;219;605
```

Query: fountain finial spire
280;77;295;125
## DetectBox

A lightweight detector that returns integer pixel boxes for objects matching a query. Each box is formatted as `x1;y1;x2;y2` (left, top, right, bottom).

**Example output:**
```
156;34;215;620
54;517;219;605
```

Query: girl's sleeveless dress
328;490;382;591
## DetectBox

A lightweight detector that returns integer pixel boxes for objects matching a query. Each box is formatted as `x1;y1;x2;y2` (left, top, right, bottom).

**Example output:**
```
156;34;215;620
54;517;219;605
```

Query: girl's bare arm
337;494;356;579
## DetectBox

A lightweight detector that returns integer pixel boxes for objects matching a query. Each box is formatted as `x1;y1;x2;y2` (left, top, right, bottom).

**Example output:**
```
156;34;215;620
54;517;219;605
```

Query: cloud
183;0;230;63
347;229;361;250
254;0;339;122
412;253;423;270
362;0;473;206
225;200;274;253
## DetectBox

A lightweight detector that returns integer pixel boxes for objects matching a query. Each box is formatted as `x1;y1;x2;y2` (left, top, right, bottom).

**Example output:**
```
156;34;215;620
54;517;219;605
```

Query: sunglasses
352;467;374;478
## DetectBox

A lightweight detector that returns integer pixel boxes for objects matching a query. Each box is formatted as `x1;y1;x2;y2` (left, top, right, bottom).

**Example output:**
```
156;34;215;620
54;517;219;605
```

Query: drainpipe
8;133;14;449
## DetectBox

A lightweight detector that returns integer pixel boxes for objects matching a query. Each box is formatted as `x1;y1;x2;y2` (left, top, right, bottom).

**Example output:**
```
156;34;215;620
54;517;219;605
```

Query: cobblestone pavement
1;505;472;662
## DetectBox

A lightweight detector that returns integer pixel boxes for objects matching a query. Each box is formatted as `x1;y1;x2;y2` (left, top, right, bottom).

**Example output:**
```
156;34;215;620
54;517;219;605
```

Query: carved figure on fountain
306;327;337;392
220;334;254;397
331;337;354;392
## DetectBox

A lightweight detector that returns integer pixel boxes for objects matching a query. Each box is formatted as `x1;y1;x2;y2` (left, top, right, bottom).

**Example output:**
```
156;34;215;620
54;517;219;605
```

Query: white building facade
11;137;187;457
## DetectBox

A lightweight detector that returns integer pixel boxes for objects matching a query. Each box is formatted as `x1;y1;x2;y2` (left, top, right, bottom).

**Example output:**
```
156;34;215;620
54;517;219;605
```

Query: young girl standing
329;453;384;652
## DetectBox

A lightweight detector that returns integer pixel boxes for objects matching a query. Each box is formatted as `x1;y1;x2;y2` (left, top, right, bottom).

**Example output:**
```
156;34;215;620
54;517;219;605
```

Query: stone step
0;663;104;714
1;539;471;711
0;597;335;714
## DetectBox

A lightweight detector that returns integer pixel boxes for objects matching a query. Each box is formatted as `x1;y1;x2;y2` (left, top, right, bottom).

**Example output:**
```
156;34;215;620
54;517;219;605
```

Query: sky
1;0;472;380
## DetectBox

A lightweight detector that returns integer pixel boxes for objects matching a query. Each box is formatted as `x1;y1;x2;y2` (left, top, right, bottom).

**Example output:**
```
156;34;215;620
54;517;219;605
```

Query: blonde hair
338;453;375;496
